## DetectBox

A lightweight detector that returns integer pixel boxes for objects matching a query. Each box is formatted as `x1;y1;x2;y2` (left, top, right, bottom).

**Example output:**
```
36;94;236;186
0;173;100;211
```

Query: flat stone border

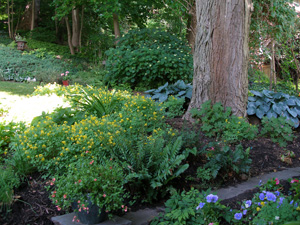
216;167;300;200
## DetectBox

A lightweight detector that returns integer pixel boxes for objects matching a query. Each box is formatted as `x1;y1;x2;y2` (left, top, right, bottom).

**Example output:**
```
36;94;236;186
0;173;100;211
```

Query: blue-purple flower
245;200;252;208
196;202;205;210
259;193;265;201
206;194;218;203
275;191;280;196
243;209;247;215
266;192;276;202
234;213;243;220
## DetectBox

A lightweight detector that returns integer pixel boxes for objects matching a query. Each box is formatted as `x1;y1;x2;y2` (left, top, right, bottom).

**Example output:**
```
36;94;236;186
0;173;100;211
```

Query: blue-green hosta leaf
289;117;300;128
266;109;278;119
144;89;155;93
250;90;263;97
255;99;265;107
175;80;186;89
286;99;296;106
177;90;186;97
295;98;300;107
157;82;168;92
248;96;256;102
247;107;256;115
272;102;285;114
256;108;265;119
294;106;300;116
260;103;271;114
247;102;256;108
287;107;298;118
186;89;192;99
273;92;284;99
262;89;274;98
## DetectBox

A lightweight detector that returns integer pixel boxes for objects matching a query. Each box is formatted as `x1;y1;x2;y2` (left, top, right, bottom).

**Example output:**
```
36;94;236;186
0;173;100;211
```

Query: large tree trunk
72;7;80;51
186;1;197;54
184;0;252;121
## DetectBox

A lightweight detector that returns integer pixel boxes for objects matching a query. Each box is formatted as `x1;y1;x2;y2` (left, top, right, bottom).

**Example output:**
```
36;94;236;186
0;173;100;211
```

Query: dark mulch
1;116;300;224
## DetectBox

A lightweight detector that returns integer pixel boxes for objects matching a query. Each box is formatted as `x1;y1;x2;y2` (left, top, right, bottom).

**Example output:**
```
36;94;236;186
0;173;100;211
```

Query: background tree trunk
65;16;75;55
184;0;251;120
7;0;12;38
72;8;80;51
113;13;121;43
30;0;35;30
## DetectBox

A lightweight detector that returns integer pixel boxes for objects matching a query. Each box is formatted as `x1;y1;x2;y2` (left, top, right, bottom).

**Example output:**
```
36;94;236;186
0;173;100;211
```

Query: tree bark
72;7;80;51
184;0;252;121
7;0;11;38
30;0;35;30
113;13;121;43
186;1;197;54
79;6;84;52
65;16;75;55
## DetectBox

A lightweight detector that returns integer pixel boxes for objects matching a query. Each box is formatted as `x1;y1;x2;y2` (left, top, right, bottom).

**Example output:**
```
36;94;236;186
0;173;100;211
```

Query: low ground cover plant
260;116;295;147
191;100;258;143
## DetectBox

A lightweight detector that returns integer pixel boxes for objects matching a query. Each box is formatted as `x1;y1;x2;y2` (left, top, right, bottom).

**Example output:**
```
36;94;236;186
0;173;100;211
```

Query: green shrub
199;143;252;181
13;88;190;201
105;28;193;89
27;27;57;43
162;96;185;118
191;101;258;143
260;117;295;147
0;165;20;213
247;90;300;127
49;158;127;218
0;121;26;161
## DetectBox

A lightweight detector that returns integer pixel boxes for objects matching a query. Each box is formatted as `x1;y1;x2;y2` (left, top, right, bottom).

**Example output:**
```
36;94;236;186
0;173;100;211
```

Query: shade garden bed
1;116;300;225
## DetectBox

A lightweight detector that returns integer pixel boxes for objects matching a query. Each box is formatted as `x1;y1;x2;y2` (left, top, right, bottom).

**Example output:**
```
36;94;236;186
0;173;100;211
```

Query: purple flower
206;194;218;203
290;200;294;205
259;180;262;186
275;191;280;196
259;193;265;201
266;192;276;202
234;213;243;220
245;200;252;208
196;202;205;210
243;209;247;215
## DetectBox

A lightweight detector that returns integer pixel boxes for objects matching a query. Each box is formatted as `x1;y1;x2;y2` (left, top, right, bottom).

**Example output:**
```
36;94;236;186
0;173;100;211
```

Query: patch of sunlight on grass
0;82;69;123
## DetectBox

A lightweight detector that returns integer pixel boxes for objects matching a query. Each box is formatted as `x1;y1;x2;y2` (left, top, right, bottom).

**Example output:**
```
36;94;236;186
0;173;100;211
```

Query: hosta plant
247;90;300;127
145;80;192;103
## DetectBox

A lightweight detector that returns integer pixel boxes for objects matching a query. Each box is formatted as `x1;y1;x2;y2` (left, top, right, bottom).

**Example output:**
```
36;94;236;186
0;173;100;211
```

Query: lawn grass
0;81;37;96
0;81;68;123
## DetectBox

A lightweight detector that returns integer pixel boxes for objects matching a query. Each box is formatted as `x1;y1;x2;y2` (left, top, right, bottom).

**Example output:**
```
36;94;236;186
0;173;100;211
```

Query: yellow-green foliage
12;88;166;175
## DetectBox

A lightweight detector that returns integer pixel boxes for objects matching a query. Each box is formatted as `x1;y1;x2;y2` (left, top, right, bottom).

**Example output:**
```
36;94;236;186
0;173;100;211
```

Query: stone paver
52;213;131;225
216;167;300;200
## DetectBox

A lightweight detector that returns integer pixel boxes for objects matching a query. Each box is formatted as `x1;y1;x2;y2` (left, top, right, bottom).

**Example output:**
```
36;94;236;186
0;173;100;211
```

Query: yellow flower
27;155;30;159
42;144;46;148
41;157;45;162
297;206;300;211
261;202;265;206
62;141;66;145
256;207;261;211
